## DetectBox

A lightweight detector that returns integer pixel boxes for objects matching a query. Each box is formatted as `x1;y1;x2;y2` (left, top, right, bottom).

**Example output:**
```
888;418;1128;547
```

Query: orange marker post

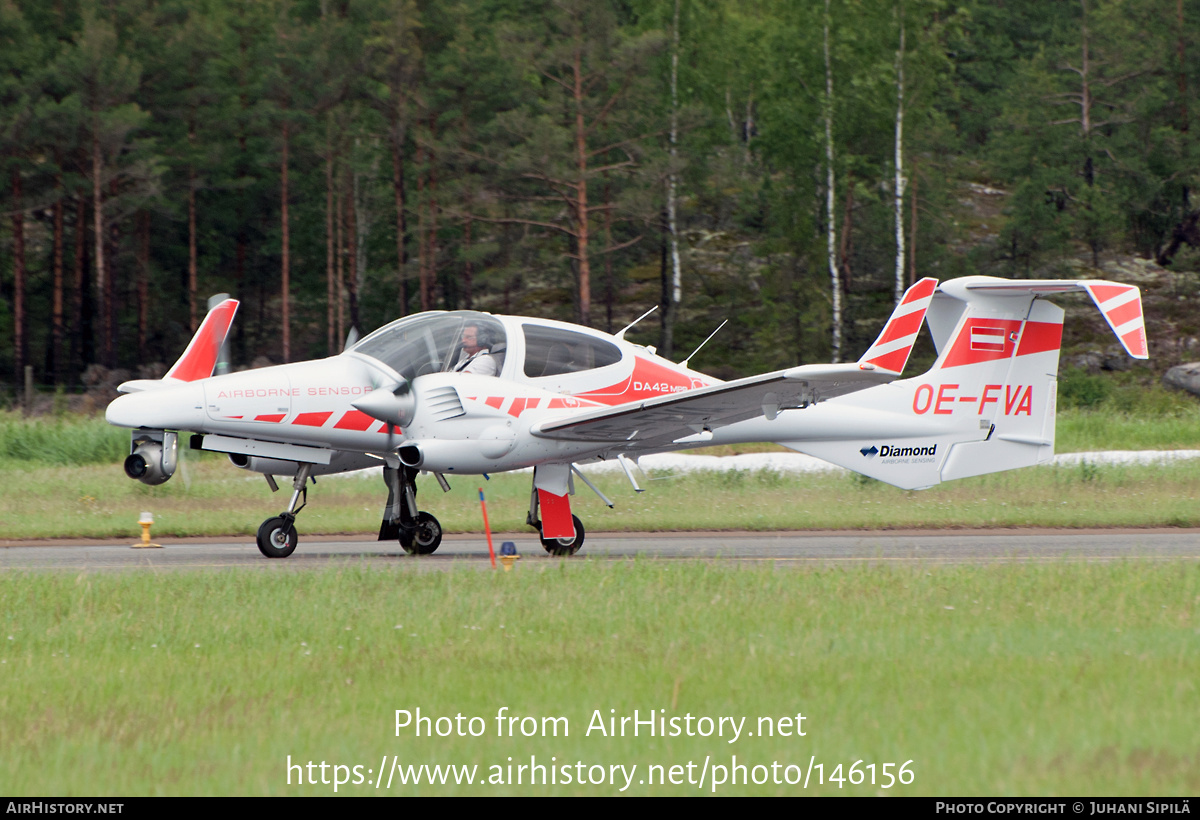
479;489;497;569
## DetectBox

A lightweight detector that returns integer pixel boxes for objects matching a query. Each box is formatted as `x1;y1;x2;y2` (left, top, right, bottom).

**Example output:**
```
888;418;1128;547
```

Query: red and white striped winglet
858;277;938;374
1083;282;1148;359
164;298;239;381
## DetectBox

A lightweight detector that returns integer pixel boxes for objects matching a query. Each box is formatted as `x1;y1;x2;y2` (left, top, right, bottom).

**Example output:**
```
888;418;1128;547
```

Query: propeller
352;379;416;451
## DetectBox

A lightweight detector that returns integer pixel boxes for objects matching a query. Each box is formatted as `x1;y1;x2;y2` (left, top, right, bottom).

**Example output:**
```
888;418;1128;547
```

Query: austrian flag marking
969;326;1007;352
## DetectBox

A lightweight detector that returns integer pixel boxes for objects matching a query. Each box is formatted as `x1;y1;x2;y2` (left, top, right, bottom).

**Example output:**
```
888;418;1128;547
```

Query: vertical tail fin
789;276;1146;489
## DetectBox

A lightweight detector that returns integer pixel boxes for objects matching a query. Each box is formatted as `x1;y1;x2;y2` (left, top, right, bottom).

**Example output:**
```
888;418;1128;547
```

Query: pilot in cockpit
452;324;498;376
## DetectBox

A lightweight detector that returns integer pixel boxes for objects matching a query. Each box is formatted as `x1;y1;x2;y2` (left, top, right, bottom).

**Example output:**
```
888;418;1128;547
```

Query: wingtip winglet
1082;281;1148;359
857;277;939;375
164;298;240;382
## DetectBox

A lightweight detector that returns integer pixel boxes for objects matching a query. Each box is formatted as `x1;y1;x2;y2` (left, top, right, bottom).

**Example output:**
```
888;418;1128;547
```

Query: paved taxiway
1;529;1198;570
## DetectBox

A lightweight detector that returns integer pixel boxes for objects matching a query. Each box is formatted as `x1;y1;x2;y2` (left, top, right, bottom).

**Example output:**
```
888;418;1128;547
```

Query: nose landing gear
257;515;299;558
256;464;311;558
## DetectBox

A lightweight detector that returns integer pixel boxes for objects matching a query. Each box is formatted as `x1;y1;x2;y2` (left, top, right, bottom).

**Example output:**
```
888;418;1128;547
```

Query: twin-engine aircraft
107;275;1148;558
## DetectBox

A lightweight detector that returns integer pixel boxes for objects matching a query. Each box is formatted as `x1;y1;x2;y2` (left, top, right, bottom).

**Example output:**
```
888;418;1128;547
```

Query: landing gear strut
380;465;443;555
256;464;311;558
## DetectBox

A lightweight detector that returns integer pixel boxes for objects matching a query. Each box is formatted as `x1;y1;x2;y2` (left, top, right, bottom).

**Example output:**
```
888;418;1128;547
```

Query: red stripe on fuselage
254;413;286;423
575;357;704;406
333;410;376;431
293;411;333;427
1015;321;1062;357
940;319;1061;368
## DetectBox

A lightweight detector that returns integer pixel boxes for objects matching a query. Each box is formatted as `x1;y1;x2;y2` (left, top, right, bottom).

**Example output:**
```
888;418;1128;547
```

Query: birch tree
893;2;907;304
660;0;683;357
824;0;842;363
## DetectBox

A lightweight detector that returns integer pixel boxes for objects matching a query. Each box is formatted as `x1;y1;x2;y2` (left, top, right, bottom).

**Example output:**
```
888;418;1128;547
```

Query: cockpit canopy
352;311;507;381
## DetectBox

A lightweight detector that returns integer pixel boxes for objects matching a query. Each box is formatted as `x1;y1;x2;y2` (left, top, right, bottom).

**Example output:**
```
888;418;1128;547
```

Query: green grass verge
0;411;129;465
5;457;1200;539
2;404;1200;539
1;561;1196;795
1056;408;1200;452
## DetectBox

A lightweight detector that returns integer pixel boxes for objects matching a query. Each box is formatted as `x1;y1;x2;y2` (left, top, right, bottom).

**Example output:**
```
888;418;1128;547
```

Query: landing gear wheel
400;511;442;555
539;515;585;556
257;516;298;558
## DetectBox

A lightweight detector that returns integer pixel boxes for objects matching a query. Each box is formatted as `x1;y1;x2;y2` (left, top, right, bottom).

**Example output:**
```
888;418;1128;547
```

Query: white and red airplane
106;275;1148;558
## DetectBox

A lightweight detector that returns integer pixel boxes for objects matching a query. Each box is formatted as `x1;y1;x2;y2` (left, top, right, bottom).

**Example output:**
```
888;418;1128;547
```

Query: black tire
539;514;585;556
257;516;298;558
400;511;442;555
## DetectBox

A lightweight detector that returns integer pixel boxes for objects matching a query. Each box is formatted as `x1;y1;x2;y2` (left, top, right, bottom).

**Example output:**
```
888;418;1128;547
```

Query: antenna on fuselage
679;319;728;370
614;305;658;341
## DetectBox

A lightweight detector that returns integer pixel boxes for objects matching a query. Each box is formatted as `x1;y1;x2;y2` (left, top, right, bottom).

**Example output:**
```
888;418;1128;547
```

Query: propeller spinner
352;380;416;448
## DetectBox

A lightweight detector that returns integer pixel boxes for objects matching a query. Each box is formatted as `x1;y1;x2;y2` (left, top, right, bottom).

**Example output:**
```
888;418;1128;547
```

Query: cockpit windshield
351;311;506;381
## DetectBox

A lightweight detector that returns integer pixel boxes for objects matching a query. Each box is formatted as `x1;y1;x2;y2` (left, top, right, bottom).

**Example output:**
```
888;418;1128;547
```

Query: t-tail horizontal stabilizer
786;276;1146;490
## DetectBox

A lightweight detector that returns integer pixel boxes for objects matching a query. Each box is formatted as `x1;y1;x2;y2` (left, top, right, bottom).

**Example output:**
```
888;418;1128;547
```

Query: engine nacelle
124;432;177;486
398;438;518;473
227;450;382;477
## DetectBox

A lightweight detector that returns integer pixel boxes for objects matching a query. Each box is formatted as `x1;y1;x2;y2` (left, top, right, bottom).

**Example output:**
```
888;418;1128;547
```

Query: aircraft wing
530;277;938;450
530;363;895;450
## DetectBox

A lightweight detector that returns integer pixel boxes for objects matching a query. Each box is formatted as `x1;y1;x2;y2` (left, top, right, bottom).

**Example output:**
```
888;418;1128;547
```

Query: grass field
3;401;1198;797
1;561;1196;796
6;453;1200;540
1;402;1200;540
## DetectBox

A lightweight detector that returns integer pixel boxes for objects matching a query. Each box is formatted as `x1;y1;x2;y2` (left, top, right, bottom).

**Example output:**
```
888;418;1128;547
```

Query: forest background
1;0;1198;398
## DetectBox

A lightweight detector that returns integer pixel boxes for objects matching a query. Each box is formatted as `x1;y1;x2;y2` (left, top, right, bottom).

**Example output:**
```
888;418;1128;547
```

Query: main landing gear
379;465;443;555
526;477;587;556
537;515;585;556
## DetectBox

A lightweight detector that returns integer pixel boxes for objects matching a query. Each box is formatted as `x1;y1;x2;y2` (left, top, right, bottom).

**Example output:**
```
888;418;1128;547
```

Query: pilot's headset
472;325;494;351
